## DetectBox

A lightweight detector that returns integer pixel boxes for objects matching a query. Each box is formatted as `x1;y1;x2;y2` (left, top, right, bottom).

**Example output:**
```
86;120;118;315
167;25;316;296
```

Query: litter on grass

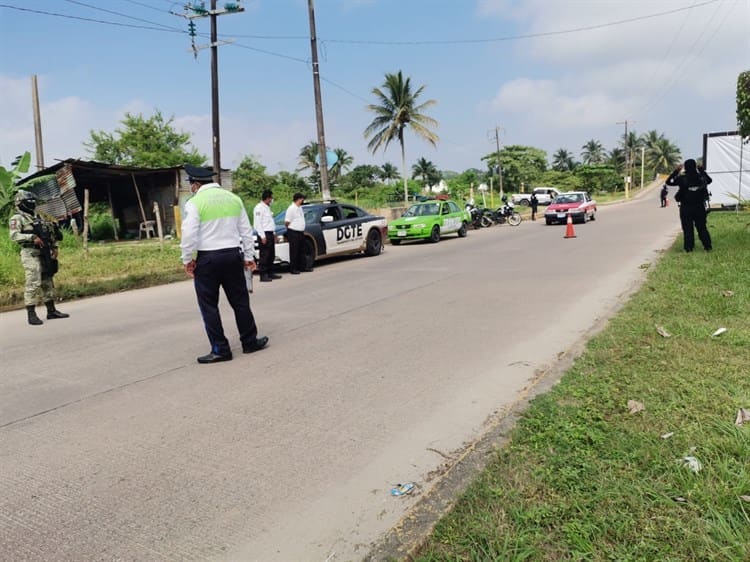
655;325;671;338
711;327;727;337
735;408;750;426
627;400;645;414
390;482;416;496
740;496;750;503
679;456;703;473
721;290;734;297
661;432;675;439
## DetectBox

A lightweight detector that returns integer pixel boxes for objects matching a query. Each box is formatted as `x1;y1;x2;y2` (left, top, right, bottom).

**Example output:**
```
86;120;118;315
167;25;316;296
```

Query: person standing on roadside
660;184;668;208
9;190;70;325
530;192;539;221
180;165;268;364
253;190;281;283
284;192;308;274
666;159;713;252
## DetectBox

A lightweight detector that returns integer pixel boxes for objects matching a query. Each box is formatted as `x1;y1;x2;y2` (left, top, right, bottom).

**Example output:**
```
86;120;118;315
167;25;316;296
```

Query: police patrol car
256;200;387;270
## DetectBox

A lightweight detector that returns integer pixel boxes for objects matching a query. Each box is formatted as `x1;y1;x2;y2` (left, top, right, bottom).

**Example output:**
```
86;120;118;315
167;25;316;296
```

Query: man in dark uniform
530;192;539;221
180;165;268;364
666;159;712;252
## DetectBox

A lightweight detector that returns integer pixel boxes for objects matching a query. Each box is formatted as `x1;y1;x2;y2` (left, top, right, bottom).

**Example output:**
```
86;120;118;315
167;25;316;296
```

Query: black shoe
260;276;272;282
290;270;301;275
302;268;313;272
47;310;70;319
270;274;282;279
242;336;269;353
197;352;232;364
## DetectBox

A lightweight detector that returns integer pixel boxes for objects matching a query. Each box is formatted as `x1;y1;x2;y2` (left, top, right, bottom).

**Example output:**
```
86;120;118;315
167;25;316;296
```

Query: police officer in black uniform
666;158;712;252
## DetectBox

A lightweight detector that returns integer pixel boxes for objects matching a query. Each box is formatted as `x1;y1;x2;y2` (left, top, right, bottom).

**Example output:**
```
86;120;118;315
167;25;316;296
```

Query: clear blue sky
1;0;747;175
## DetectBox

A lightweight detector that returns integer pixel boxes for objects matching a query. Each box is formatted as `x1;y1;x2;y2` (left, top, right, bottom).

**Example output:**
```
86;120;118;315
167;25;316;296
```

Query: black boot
27;305;43;325
45;300;69;319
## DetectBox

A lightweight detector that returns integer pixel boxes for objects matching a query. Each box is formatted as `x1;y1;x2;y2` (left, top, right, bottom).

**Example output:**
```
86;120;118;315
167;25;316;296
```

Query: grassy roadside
414;211;750;561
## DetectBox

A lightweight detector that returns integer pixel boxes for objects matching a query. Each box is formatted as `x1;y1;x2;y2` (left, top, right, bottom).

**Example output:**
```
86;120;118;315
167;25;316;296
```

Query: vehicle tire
581;212;588;224
518;199;530;206
302;238;316;270
429;225;441;243
545;219;553;225
457;222;468;237
480;215;493;228
590;210;596;221
508;212;522;226
364;229;382;256
390;239;401;246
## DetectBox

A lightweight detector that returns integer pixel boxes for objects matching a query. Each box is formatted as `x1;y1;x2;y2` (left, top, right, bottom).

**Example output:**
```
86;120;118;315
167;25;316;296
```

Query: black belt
196;247;241;256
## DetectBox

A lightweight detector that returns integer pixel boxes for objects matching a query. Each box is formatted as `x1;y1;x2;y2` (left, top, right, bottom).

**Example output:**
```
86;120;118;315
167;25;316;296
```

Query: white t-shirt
285;203;305;232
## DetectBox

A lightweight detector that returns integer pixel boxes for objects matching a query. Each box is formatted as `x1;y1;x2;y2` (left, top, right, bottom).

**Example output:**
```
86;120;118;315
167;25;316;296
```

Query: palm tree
552;148;576;171
329;148;353;184
364;70;439;204
379;162;400;184
647;138;681;173
581;140;605;165
412;157;439;188
608;147;626;175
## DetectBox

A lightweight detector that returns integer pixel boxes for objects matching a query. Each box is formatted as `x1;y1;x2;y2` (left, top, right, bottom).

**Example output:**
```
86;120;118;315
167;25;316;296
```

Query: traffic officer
9;190;69;325
180;165;268;364
253;189;281;282
666;159;713;252
284;192;308;274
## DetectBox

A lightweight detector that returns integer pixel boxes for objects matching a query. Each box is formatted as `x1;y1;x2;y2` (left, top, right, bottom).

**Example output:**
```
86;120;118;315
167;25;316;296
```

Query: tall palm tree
364;70;439;204
329;148;353;184
581;139;605;164
552;148;576;171
608;147;626;175
297;141;320;192
379;162;400;184
647;138;681;173
412;157;439;188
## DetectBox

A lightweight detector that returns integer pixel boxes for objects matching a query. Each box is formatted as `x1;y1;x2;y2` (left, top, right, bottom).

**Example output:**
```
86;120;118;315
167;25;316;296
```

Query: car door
440;201;461;234
320;204;365;255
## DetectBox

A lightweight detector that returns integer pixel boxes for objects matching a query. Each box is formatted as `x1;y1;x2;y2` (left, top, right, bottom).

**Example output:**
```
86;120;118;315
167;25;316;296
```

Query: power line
117;0;176;15
61;0;181;31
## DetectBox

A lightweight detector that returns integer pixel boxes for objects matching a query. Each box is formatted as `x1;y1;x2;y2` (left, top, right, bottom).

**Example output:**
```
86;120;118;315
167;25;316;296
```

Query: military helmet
15;190;37;214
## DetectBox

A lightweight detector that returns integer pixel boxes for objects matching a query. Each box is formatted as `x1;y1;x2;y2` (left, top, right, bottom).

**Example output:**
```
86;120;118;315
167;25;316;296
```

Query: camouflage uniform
8;190;68;324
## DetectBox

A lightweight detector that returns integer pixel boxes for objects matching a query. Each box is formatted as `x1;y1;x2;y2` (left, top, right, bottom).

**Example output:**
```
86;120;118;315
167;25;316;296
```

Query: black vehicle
256;200;388;270
492;201;522;226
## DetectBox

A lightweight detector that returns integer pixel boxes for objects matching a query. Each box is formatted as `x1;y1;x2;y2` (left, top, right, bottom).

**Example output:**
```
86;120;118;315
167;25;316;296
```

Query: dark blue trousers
194;248;258;356
679;204;712;251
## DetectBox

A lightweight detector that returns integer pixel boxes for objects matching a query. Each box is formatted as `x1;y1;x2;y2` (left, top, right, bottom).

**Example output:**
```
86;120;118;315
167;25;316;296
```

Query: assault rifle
31;217;62;279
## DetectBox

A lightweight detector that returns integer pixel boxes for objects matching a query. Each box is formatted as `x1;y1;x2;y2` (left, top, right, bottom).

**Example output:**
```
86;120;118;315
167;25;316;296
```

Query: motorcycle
492;201;522;226
466;204;494;228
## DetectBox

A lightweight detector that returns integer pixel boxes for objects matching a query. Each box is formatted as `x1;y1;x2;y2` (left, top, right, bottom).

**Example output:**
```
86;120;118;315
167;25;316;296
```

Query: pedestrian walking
660;185;668;207
284;192;309;274
253;189;281;282
9;190;69;325
530;192;539;221
666;159;713;252
180;165;268;364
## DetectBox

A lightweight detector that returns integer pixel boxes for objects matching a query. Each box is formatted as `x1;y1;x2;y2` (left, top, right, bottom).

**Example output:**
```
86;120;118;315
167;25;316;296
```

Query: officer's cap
184;164;215;183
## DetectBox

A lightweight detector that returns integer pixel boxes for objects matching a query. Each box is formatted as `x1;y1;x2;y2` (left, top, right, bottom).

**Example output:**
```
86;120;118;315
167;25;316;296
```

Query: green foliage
737;70;750;139
536;170;583;192
85;110;206;167
338;164;382;194
0;151;31;220
86;202;118;240
416;212;750;561
574;164;622;193
482;145;548;193
411;157;441;187
232;155;276;201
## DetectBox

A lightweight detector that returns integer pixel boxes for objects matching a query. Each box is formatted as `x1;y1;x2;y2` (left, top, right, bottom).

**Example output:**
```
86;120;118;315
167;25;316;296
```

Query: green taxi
387;199;470;244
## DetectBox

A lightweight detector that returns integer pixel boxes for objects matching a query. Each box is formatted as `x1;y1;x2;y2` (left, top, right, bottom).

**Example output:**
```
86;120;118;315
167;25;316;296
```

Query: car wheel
303;238;316;270
457;222;468;237
364;229;382;256
545;219;553;225
590;210;596;221
518;199;530;206
581;212;588;224
508;213;522;226
429;225;441;243
390;238;401;246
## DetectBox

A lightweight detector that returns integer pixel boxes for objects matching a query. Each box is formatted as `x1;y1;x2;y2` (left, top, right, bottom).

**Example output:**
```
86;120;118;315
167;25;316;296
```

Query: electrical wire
61;0;181;31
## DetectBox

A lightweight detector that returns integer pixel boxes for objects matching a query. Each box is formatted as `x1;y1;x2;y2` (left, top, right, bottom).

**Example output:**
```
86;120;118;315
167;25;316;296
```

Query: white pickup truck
511;187;561;206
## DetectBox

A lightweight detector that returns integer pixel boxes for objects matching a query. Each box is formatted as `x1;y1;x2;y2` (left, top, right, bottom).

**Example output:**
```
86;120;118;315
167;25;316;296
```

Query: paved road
0;186;679;561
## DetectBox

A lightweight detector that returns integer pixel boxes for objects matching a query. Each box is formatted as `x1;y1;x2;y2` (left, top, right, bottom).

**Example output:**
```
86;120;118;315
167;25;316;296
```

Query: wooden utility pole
491;126;504;197
31;75;45;170
617;119;635;198
185;2;245;185
307;0;330;199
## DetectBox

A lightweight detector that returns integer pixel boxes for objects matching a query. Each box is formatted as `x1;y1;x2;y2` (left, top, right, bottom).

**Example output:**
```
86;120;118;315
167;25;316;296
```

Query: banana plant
0;151;31;221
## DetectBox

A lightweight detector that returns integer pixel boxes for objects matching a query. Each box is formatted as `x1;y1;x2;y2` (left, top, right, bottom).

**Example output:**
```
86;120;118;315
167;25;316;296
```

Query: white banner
705;133;749;206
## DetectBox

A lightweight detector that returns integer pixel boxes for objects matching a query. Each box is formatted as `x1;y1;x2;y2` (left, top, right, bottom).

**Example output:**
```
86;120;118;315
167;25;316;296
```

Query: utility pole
184;1;244;184
617;119;635;198
307;0;330;200
488;126;504;197
31;75;45;170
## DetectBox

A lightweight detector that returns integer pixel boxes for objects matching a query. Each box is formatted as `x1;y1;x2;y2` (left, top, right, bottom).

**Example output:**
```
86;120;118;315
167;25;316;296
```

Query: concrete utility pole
307;0;330;200
617;119;635;199
489;126;504;197
185;1;244;184
31;75;45;170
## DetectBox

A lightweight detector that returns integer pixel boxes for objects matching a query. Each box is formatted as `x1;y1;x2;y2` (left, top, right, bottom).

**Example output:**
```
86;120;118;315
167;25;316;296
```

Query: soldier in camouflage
8;190;69;325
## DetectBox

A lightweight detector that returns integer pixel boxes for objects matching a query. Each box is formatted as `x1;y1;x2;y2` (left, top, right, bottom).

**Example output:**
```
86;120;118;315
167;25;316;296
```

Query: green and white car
387;199;470;244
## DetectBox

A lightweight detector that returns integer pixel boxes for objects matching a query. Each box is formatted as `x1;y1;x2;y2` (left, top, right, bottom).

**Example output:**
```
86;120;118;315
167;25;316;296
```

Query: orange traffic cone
564;213;576;239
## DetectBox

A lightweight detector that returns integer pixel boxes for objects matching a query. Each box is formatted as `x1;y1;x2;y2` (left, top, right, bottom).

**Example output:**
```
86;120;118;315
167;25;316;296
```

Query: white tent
703;131;749;207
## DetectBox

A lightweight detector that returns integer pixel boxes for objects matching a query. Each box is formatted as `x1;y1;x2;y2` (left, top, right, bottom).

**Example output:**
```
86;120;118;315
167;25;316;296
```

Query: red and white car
544;191;597;225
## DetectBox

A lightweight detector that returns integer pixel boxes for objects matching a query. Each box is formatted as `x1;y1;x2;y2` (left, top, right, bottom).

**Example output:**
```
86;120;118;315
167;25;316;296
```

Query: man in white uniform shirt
284;192;309;274
253;189;281;282
180;164;268;364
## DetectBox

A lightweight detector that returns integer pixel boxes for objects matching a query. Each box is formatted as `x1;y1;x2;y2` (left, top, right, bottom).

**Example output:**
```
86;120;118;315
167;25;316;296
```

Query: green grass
0;229;183;309
415;211;750;561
